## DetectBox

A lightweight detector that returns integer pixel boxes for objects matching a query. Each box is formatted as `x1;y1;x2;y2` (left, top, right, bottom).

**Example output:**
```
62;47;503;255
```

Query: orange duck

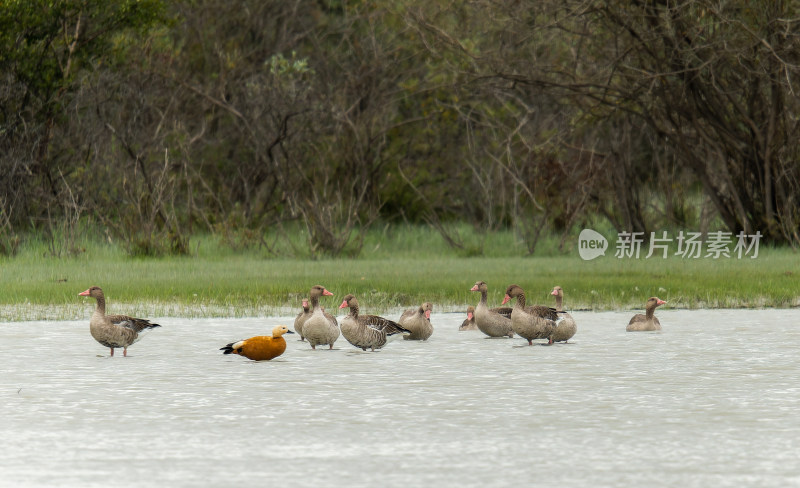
220;325;295;361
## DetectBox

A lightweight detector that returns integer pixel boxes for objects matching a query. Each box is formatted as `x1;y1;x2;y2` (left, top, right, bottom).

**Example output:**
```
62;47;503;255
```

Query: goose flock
78;283;667;360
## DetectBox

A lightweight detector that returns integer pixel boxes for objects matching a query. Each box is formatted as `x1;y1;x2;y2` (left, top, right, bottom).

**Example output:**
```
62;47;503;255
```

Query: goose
399;302;434;340
549;285;577;344
338;294;410;351
302;285;339;349
503;284;557;345
78;286;161;357
459;306;477;331
627;297;666;331
220;325;294;360
470;281;514;338
293;298;311;341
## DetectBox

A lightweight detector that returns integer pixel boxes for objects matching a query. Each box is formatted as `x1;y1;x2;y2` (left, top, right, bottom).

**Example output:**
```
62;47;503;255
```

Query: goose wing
489;306;512;319
525;305;559;321
107;314;161;333
628;313;646;325
362;315;410;335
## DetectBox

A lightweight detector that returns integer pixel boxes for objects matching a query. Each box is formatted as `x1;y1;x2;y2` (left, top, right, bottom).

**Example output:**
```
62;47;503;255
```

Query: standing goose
338;294;410;351
399;302;434;341
78;286;161;357
549;285;577;344
503;284;557;346
302;285;339;349
627;297;667;331
459;306;477;331
470;281;514;338
293;298;311;341
220;325;294;361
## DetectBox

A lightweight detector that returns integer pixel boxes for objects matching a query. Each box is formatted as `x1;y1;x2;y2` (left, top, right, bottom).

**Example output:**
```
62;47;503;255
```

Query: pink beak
657;299;667;306
78;289;90;296
470;285;479;292
302;300;308;307
551;290;558;296
424;310;431;319
323;289;333;296
501;294;511;305
467;312;473;320
338;300;348;309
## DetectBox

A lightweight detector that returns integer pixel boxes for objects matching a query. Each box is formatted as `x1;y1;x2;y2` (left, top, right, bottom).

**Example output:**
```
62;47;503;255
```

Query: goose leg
110;348;114;357
123;347;128;357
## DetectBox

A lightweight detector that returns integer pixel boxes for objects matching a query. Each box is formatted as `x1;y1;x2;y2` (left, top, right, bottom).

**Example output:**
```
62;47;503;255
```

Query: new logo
578;229;608;260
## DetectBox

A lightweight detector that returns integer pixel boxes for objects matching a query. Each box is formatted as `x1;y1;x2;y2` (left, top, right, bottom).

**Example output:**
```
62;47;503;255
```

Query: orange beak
470;285;479;292
338;300;348;309
657;299;667;306
323;289;333;296
501;294;511;305
78;289;90;296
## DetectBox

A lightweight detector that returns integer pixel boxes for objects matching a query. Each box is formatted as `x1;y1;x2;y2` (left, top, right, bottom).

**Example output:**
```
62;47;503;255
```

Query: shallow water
1;309;799;488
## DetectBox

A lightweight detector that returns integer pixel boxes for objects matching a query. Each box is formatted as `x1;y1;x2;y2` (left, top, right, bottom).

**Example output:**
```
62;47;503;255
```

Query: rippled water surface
2;309;799;487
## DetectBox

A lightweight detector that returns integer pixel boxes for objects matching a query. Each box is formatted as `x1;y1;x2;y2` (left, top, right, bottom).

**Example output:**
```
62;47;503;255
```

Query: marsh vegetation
2;0;800;263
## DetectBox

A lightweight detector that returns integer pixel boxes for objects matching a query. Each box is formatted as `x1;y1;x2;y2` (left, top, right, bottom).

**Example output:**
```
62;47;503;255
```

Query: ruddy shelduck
220;325;295;360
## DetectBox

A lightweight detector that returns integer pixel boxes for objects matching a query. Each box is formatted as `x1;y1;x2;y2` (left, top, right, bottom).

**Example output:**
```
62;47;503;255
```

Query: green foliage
0;227;797;320
0;0;167;103
1;0;799;260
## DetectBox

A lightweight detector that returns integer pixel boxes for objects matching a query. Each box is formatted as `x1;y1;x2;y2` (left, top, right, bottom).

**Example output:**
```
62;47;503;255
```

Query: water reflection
1;310;799;487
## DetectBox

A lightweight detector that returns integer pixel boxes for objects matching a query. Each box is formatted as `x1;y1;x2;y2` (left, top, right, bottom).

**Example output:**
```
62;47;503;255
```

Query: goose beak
467;312;473;320
323;289;334;296
78;289;90;296
338;300;348;309
501;294;511;305
551;290;558;296
424;310;431;319
657;299;667;306
470;285;479;292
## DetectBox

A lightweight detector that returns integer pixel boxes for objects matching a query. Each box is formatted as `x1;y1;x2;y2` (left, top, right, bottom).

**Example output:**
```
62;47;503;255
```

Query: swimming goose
338;294;410;351
470;281;514;338
220;325;294;360
399;302;434;340
302;285;339;349
549;285;577;344
78;286;161;357
459;306;477;331
293;298;311;341
627;297;666;331
503;284;556;345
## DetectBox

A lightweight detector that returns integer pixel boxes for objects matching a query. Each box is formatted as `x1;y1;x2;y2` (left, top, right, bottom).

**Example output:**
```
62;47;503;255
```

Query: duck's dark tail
220;342;238;355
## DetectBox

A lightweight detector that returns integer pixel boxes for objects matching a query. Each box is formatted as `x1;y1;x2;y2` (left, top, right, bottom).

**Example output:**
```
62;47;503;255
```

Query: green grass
0;225;798;321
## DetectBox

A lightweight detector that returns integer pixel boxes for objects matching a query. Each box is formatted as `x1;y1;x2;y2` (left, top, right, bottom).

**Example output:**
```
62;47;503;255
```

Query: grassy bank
0;225;797;321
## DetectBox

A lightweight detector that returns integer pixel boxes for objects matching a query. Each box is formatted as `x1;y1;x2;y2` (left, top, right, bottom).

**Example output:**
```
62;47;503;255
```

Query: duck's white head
272;325;294;337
